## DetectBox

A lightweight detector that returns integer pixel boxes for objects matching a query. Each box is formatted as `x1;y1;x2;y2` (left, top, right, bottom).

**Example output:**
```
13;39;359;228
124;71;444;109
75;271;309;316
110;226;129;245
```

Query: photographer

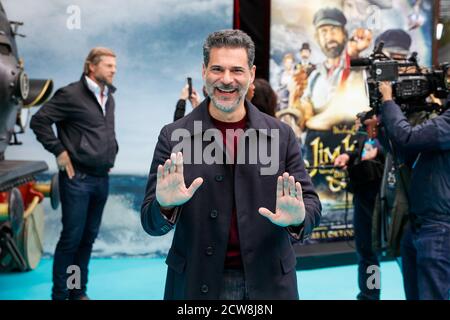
379;81;450;300
173;83;202;122
334;115;385;300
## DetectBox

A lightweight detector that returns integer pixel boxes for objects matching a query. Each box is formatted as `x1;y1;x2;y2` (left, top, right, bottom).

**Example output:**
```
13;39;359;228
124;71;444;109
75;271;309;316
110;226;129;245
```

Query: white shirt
85;76;109;116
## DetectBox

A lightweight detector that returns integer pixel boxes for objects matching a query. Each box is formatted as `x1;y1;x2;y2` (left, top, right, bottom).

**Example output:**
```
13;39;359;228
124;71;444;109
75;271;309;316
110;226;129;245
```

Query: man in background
334;115;384;300
30;47;118;300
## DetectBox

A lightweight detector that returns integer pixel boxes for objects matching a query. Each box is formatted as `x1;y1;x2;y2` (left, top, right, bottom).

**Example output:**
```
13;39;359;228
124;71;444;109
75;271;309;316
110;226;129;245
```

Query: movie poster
270;0;434;243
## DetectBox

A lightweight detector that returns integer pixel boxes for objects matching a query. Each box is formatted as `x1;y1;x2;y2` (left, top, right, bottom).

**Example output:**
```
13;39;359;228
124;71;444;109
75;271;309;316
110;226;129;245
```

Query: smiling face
203;47;255;114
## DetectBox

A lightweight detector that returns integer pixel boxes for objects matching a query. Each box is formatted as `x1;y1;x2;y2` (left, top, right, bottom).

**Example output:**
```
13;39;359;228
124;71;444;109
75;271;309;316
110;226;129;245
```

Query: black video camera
351;42;449;117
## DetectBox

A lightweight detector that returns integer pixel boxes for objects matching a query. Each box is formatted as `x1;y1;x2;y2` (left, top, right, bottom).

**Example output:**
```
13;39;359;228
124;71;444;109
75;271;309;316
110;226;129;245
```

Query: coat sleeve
381;100;450;153
29;87;71;157
284;126;322;242
173;99;186;122
141;125;181;236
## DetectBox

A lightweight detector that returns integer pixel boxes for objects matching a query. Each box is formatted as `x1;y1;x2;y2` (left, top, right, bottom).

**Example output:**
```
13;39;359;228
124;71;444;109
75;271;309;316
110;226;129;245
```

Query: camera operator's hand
379;81;393;102
334;153;350;170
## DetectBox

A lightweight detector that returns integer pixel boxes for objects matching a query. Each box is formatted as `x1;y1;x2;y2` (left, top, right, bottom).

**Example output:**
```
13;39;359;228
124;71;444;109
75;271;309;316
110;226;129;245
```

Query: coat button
205;246;214;256
201;284;209;294
210;209;218;219
215;175;224;182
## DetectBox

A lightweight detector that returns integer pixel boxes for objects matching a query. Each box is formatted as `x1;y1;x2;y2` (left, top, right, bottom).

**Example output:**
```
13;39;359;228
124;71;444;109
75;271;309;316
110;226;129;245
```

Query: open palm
156;152;203;208
259;172;305;227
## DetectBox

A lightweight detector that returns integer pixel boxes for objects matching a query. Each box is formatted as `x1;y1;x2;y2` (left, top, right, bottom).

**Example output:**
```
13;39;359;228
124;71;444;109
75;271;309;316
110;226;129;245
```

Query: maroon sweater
211;115;247;269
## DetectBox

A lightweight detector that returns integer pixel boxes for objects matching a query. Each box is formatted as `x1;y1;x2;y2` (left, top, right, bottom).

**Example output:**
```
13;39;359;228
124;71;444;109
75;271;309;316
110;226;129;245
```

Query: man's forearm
174;99;186;122
141;198;179;236
286;207;318;242
381;100;441;152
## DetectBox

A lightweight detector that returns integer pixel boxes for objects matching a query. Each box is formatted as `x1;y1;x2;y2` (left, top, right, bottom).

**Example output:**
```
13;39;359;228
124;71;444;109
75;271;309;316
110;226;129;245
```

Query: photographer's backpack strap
388;160;411;257
373;152;395;254
373;148;411;257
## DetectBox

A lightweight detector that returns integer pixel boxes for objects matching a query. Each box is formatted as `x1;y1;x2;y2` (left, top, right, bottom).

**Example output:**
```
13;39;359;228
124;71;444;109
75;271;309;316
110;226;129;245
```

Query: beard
320;40;346;59
205;80;250;113
95;74;113;87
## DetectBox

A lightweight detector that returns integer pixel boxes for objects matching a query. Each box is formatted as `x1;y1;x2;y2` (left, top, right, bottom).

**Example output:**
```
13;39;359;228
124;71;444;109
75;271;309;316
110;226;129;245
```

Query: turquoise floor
0;258;405;300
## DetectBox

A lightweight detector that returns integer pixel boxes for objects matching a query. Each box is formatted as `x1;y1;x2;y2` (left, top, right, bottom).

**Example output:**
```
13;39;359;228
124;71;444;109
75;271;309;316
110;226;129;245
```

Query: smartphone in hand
187;77;192;99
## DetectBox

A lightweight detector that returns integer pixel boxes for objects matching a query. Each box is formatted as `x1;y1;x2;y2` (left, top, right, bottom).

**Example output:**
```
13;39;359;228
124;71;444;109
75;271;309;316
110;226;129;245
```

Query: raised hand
258;172;306;227
347;28;372;58
189;89;201;108
179;84;190;100
289;67;308;104
156;152;203;209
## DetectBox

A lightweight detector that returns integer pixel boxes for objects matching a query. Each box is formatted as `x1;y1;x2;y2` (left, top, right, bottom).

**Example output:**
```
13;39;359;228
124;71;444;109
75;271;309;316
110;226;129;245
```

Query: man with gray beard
141;29;321;300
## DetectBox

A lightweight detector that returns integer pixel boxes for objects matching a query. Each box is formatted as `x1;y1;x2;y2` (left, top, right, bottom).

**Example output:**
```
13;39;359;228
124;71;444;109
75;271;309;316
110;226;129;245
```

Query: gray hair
203;29;255;68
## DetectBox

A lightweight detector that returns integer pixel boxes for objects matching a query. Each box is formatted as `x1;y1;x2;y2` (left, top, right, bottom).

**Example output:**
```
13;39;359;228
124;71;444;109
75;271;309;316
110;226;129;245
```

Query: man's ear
250;65;256;83
88;62;95;76
202;63;206;81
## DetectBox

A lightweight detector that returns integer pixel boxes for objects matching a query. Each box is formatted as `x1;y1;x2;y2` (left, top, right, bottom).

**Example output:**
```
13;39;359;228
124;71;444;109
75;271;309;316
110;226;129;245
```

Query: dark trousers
219;269;249;300
353;184;380;300
400;219;450;300
52;171;109;300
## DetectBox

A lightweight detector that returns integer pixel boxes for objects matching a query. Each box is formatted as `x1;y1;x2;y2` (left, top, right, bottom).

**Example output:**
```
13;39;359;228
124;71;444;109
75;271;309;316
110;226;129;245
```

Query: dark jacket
30;76;118;176
381;100;450;223
141;98;322;300
346;134;385;192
